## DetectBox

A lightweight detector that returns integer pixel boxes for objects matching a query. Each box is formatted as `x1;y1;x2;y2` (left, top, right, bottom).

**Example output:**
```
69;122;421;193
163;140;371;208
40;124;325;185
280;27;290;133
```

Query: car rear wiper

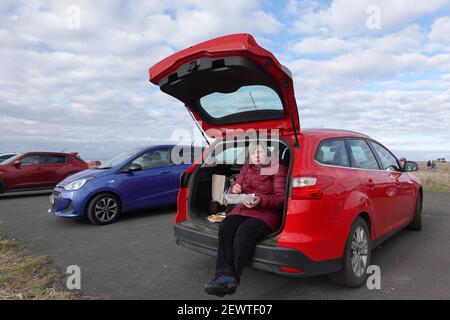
249;91;258;110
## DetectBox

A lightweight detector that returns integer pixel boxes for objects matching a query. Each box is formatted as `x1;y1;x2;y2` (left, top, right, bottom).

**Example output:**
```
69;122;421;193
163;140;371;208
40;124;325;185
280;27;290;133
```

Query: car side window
21;155;42;165
48;155;68;164
315;139;350;167
369;141;399;171
131;150;171;170
347;139;380;170
38;155;53;164
214;146;246;165
171;146;204;165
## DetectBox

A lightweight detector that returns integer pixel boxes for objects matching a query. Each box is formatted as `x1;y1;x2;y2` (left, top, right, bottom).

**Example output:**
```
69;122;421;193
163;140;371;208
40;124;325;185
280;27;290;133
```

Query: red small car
0;152;88;194
149;34;422;287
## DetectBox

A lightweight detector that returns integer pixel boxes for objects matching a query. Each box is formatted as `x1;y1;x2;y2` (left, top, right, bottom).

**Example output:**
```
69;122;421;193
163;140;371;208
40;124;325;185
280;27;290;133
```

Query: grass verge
413;162;450;193
0;238;77;300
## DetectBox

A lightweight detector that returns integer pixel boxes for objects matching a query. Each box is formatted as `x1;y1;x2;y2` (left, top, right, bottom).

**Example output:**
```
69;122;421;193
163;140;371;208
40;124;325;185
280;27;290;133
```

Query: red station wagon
0;152;88;194
149;34;422;287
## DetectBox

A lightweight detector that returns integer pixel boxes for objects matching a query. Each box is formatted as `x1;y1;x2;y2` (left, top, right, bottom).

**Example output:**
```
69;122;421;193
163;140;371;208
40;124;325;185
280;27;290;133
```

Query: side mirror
13;160;22;167
125;163;143;173
404;161;418;172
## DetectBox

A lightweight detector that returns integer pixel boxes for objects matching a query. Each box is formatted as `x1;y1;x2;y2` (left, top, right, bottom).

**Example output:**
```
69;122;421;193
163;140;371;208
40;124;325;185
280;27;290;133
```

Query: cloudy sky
1;0;449;161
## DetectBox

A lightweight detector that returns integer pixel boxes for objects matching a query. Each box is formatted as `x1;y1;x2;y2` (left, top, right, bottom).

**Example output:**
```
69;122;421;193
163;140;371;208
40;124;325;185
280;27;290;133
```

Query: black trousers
215;215;272;281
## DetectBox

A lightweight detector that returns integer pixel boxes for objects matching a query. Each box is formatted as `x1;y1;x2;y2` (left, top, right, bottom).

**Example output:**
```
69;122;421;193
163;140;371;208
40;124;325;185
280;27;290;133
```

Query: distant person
432;160;437;172
427;160;432;172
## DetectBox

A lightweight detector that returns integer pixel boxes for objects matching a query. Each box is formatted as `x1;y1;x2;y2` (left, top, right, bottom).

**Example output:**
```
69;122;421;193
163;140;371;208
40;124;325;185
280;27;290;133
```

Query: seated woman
205;142;287;297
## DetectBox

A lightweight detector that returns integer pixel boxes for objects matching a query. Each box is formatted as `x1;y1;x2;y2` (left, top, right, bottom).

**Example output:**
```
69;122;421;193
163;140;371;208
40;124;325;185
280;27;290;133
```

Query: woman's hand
243;196;261;208
231;183;242;194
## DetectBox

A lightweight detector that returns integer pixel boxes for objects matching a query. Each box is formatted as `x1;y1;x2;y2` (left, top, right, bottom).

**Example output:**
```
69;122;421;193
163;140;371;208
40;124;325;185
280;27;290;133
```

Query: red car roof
300;128;370;140
22;152;77;156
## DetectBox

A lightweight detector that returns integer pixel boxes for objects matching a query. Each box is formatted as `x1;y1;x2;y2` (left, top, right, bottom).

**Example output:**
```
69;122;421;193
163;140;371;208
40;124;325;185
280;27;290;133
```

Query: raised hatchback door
149;34;300;138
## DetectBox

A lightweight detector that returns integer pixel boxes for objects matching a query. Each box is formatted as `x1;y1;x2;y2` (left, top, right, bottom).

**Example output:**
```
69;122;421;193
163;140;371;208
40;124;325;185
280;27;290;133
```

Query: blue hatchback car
50;145;202;225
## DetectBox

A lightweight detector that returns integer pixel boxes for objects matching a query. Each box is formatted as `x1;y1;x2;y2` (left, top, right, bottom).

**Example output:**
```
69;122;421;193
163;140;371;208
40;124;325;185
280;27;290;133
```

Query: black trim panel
372;220;412;249
180;172;191;188
159;56;287;126
1;187;53;193
174;222;342;277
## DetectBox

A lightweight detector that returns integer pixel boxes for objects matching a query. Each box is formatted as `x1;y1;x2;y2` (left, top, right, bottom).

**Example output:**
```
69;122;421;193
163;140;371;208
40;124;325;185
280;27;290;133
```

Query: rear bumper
174;221;341;277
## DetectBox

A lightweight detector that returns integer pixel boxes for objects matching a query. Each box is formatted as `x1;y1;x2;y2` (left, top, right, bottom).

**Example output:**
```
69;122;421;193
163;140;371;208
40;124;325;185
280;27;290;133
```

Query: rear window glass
199;85;283;119
213;146;247;165
204;140;285;167
315;139;350;167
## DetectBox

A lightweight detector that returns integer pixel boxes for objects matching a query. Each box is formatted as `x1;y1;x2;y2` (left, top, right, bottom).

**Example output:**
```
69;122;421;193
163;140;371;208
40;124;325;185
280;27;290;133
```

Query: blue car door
119;148;181;210
166;163;190;199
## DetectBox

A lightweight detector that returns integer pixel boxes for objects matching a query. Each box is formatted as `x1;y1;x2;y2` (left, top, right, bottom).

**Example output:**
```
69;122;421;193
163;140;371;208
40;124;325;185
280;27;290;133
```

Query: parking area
0;190;450;300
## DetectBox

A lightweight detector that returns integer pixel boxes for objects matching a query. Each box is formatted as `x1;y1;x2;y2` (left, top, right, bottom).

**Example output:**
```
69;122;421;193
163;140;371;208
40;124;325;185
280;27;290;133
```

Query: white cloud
291;25;425;55
292;37;352;55
429;16;450;43
0;0;283;159
0;0;449;161
428;16;450;52
285;12;450;160
292;0;449;36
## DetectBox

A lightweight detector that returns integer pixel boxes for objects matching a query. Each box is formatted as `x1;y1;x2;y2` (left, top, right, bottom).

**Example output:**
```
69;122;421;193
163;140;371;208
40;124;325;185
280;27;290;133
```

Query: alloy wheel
351;226;369;277
94;198;118;223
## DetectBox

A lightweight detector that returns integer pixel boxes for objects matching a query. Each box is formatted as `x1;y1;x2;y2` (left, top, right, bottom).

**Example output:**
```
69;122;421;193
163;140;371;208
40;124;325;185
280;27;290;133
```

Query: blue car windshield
98;148;141;169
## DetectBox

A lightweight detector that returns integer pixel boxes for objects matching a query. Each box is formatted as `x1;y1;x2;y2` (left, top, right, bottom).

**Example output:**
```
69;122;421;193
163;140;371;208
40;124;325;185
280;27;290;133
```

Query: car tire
0;181;4;194
330;217;371;288
406;192;422;231
86;193;121;226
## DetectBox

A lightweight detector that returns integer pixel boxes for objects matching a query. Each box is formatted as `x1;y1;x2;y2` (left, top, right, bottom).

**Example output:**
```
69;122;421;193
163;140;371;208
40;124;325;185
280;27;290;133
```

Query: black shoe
205;275;238;297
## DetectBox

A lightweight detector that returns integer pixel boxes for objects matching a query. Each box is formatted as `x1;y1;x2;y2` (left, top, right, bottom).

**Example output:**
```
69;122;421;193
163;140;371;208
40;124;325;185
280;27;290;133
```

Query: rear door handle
160;171;171;175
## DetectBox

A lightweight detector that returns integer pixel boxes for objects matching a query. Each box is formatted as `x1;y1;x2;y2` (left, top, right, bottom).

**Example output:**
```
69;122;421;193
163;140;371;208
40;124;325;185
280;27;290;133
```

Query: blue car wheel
87;193;121;225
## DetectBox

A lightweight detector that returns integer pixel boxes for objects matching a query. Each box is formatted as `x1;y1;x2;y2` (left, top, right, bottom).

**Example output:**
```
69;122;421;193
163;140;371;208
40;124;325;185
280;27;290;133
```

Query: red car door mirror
13;160;22;167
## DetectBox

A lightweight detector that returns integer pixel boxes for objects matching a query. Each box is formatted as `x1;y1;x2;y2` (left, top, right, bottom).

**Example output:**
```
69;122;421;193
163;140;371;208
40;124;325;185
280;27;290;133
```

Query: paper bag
211;174;226;205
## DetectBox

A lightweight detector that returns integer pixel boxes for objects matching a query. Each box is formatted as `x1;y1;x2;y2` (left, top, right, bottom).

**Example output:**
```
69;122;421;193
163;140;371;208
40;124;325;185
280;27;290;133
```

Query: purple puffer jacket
227;163;287;231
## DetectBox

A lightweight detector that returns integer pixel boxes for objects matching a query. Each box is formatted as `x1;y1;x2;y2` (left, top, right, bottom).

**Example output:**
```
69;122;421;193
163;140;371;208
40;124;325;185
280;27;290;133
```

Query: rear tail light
291;175;334;200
